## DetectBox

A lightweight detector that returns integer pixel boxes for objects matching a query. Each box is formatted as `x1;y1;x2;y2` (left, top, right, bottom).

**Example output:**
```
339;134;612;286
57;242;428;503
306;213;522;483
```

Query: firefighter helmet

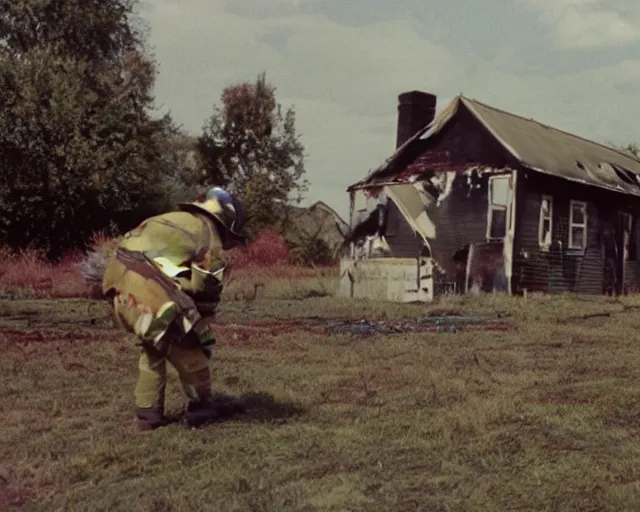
179;187;247;241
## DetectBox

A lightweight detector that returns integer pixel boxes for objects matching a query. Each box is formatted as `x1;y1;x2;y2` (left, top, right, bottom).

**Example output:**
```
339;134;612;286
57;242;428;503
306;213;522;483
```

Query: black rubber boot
134;407;170;431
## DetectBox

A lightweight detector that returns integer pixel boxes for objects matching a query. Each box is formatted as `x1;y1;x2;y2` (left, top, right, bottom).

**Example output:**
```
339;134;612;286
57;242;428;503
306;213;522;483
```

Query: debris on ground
0;306;511;345
324;319;402;335
323;314;511;335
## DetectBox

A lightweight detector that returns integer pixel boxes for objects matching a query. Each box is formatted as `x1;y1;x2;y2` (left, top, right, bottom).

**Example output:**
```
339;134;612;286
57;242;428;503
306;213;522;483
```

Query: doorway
603;212;631;296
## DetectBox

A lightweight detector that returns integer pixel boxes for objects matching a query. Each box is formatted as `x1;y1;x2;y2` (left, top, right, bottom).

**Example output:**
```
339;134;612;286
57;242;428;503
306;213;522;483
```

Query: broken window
621;212;636;261
569;200;588;250
487;175;510;240
538;195;553;250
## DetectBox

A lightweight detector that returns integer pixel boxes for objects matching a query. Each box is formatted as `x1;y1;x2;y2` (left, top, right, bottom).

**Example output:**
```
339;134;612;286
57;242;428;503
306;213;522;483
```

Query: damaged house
340;90;640;302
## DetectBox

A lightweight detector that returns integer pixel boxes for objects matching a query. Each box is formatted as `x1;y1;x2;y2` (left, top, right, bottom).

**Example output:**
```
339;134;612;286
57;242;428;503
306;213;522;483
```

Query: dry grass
3;291;640;511
0;248;89;299
0;237;338;301
222;265;339;301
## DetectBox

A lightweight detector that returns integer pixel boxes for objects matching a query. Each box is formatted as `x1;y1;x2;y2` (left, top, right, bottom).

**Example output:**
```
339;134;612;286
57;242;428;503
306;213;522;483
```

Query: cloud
520;0;640;48
141;0;640;219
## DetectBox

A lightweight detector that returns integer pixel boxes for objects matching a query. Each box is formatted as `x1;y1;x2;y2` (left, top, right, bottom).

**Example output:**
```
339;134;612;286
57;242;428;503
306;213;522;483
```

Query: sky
139;0;640;220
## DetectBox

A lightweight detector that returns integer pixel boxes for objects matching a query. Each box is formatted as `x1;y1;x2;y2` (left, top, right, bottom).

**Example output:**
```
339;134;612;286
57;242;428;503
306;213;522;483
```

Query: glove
174;262;224;294
191;262;224;295
195;299;220;318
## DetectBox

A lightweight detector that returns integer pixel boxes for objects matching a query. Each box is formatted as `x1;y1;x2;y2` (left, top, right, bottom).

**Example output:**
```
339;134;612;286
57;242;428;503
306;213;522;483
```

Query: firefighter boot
134;406;171;431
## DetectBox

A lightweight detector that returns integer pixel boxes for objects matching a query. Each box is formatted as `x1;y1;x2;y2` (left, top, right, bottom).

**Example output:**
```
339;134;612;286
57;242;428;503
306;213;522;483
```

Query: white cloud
141;0;640;219
521;0;640;48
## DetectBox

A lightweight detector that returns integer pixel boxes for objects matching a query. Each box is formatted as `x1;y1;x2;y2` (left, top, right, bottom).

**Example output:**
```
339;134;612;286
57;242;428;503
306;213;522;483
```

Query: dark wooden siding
381;105;513;268
625;262;640;293
513;171;640;295
624;218;640;293
426;170;495;258
384;200;423;257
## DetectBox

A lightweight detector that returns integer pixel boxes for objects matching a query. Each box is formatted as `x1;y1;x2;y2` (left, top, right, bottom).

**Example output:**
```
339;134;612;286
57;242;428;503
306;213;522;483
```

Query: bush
0;247;89;298
226;229;292;268
287;236;336;266
0;226;340;299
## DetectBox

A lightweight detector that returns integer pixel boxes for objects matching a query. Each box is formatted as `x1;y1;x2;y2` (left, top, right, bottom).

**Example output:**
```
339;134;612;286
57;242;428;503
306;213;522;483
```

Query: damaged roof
350;95;640;196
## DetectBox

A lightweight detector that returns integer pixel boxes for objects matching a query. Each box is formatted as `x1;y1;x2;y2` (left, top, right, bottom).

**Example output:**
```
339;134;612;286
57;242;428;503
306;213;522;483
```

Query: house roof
284;200;348;229
350;95;640;196
313;201;349;230
280;200;348;248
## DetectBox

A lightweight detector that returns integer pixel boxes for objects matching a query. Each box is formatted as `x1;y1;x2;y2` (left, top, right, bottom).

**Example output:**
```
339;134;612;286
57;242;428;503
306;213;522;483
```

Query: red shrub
0;228;337;298
226;229;292;269
0;248;90;298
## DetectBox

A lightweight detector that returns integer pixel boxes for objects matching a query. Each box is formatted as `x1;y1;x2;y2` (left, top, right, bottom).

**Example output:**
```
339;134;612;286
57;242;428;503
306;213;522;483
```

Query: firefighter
101;186;247;430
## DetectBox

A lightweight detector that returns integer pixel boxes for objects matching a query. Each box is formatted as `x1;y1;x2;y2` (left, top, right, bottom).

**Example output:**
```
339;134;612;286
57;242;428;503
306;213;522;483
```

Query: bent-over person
101;187;247;430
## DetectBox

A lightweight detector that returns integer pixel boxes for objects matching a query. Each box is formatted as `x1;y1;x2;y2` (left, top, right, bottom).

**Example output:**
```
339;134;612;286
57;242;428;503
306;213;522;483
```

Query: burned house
340;90;640;302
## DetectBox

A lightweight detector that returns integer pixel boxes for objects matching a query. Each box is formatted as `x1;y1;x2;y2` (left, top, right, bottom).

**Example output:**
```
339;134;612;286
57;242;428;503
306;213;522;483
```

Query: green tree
155;131;203;208
197;72;308;237
0;0;175;259
623;143;639;158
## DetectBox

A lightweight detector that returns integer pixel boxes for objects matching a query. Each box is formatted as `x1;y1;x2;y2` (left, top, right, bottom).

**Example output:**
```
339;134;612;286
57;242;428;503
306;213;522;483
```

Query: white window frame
538;195;553;251
569;200;588;250
486;175;511;241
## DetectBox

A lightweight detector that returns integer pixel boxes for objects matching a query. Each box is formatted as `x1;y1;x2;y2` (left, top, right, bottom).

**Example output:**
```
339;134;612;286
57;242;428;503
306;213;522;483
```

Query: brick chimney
396;90;437;149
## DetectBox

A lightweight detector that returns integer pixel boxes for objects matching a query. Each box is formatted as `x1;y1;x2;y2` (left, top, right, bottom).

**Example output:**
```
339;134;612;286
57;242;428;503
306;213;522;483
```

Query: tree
197;72;308;237
155;131;203;208
0;0;176;259
623;143;639;159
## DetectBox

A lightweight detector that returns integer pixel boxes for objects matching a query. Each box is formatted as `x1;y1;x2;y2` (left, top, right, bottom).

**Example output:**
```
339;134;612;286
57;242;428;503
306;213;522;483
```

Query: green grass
3;292;640;511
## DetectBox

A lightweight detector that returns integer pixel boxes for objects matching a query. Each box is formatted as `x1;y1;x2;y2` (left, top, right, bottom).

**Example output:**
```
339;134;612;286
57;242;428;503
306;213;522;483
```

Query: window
538;195;553;250
487;176;510;240
569;201;588;250
621;213;636;261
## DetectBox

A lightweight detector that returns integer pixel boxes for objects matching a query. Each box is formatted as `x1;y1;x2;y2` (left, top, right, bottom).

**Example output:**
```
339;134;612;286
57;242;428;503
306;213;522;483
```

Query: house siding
426;170;497;257
384;200;423;257
513;171;640;295
382;107;513;270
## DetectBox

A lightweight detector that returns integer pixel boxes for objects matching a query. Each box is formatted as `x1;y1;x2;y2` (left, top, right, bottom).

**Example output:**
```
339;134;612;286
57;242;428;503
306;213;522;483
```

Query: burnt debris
324;314;510;335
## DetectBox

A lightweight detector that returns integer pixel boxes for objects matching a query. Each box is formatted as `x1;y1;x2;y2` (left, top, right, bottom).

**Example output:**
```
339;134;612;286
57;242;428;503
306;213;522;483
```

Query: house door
615;212;632;295
602;214;626;296
602;221;617;295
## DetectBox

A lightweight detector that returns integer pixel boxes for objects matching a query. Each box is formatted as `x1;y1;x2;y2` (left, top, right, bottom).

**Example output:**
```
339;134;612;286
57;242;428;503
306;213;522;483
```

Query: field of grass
4;281;640;511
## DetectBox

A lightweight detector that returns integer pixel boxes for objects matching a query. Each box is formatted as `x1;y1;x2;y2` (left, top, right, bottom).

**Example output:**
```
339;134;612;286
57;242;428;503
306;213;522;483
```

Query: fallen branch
562;312;611;321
